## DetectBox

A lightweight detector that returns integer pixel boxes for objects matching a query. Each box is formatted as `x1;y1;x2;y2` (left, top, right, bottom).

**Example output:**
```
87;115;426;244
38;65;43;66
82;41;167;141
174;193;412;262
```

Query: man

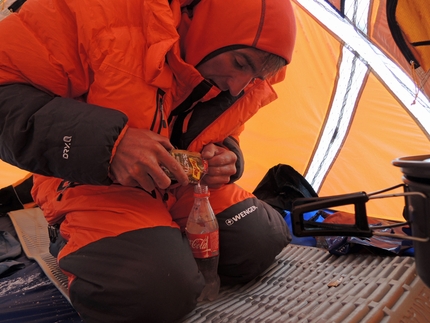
0;0;296;321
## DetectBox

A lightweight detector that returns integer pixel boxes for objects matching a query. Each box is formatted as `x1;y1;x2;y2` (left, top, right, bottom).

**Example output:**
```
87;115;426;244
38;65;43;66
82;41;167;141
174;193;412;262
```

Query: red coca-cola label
186;230;219;259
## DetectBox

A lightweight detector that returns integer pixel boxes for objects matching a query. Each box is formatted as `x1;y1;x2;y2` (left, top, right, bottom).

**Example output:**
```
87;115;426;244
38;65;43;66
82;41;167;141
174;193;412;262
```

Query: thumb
201;143;220;159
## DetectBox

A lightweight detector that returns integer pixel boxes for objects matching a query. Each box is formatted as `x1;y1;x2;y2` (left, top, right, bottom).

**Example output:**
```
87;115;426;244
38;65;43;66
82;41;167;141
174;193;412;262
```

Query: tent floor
6;208;430;323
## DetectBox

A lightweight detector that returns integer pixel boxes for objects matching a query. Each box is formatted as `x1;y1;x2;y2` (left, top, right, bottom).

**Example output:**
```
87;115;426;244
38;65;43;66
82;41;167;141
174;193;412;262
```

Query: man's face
196;48;270;97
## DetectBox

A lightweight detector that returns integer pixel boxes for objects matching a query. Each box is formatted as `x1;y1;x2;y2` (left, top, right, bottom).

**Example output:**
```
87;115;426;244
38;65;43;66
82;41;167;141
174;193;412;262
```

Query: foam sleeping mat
2;208;430;323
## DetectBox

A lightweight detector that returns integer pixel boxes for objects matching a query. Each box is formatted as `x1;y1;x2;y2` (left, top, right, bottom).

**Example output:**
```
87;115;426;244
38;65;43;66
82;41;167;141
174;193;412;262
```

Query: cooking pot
393;154;430;288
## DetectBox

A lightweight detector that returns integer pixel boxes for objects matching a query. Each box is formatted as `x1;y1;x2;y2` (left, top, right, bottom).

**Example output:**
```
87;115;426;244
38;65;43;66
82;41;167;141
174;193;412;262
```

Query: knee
60;227;205;323
217;198;291;284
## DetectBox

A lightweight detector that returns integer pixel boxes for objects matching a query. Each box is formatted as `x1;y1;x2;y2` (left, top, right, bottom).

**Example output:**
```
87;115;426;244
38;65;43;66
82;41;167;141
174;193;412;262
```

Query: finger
154;136;175;152
201;144;218;159
206;164;236;178
130;145;182;189
142;129;175;150
207;153;237;169
157;151;189;186
145;165;173;189
113;163;157;191
117;178;140;188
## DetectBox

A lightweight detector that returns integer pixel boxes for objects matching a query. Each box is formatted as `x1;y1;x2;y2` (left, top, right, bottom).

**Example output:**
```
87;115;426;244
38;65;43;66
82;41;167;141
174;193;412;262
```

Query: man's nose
227;75;253;97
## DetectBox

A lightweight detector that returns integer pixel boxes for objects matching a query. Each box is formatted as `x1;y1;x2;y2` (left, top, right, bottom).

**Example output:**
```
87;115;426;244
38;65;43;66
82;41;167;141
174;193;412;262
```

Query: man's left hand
200;144;237;188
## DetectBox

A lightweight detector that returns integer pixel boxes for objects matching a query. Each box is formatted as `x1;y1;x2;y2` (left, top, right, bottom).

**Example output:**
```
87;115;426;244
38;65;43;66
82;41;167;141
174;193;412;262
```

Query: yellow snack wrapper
163;149;208;184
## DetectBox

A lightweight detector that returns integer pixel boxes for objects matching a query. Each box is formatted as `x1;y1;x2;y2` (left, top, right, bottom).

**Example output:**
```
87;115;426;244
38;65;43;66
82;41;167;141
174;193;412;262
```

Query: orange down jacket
0;0;296;192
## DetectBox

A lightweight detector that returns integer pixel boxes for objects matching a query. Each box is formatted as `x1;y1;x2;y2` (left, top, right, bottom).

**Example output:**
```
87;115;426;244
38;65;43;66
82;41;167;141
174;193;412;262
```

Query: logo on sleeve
225;206;258;226
62;136;72;159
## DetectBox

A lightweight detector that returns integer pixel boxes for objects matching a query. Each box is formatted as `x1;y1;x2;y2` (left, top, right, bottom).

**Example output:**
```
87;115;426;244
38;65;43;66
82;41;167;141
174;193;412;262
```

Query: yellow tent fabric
395;0;430;73
0;160;28;188
237;0;430;221
1;0;429;222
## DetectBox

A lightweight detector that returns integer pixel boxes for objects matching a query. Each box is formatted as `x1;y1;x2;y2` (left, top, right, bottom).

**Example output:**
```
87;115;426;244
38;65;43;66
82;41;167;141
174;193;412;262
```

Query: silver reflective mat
9;208;430;323
8;208;69;302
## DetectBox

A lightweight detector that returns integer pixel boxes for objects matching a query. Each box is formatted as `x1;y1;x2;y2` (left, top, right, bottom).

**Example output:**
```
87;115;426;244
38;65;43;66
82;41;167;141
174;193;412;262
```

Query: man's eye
234;59;245;70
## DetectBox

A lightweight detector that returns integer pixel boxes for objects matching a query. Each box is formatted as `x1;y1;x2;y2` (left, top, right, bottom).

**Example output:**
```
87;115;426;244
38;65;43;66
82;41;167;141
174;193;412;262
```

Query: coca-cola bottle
185;184;220;302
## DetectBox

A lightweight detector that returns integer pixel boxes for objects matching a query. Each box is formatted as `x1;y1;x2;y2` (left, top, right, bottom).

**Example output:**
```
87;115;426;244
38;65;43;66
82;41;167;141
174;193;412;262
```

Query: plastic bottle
185;184;220;302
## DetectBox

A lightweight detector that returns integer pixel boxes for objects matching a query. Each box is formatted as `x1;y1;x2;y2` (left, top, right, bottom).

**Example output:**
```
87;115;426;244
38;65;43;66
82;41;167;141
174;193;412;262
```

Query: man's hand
110;128;189;191
200;143;237;188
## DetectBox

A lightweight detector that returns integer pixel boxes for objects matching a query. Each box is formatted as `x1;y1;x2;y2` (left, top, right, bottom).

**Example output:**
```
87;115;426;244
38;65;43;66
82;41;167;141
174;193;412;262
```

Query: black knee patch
217;197;291;285
60;226;204;323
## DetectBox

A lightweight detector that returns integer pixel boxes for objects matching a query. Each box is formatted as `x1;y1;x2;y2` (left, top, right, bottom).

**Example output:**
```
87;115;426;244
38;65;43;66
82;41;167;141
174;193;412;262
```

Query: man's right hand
109;128;189;191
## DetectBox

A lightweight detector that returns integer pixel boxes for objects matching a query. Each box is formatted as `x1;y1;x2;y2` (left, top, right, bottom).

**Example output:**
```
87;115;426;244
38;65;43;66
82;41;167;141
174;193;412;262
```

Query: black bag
253;164;318;213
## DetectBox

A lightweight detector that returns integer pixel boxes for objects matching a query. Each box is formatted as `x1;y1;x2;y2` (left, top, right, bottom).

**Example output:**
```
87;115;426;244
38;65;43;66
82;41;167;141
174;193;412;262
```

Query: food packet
162;149;208;184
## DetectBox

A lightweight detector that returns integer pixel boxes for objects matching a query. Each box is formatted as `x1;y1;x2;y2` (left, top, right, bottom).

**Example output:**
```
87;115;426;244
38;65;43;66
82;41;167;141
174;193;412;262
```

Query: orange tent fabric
237;0;430;221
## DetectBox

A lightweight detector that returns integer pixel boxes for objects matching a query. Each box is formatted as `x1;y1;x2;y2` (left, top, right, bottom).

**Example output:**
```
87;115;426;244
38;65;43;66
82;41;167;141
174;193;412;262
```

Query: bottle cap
194;184;210;197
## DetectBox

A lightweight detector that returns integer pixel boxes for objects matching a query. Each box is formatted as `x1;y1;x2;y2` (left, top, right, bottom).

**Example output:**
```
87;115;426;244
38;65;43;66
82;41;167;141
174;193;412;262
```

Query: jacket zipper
56;181;82;201
151;88;167;134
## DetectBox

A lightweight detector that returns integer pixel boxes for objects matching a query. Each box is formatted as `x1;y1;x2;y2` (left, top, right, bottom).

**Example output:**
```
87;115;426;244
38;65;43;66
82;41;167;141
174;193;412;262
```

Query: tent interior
1;0;430;322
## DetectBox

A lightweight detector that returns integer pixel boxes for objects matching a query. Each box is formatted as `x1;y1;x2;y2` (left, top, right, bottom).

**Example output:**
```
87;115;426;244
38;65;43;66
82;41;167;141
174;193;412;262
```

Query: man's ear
266;66;287;85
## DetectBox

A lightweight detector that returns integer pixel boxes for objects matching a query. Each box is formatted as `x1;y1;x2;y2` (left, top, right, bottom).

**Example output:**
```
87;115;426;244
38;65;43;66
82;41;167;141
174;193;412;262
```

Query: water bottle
185;184;220;301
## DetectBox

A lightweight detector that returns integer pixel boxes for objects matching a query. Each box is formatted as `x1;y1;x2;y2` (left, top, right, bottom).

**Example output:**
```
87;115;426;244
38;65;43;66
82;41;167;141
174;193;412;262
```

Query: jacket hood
181;0;296;67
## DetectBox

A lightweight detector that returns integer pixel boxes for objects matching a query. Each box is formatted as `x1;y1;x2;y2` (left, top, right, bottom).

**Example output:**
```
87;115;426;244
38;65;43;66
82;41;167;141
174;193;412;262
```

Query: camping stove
291;154;430;288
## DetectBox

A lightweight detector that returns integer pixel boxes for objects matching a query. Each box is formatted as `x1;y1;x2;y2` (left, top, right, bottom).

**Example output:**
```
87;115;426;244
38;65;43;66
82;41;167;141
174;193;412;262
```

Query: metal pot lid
392;154;430;179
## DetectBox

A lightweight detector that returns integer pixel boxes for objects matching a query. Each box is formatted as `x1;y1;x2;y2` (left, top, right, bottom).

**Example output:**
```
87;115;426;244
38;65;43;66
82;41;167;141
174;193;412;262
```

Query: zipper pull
57;181;71;201
158;89;167;129
56;181;80;201
160;99;167;128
